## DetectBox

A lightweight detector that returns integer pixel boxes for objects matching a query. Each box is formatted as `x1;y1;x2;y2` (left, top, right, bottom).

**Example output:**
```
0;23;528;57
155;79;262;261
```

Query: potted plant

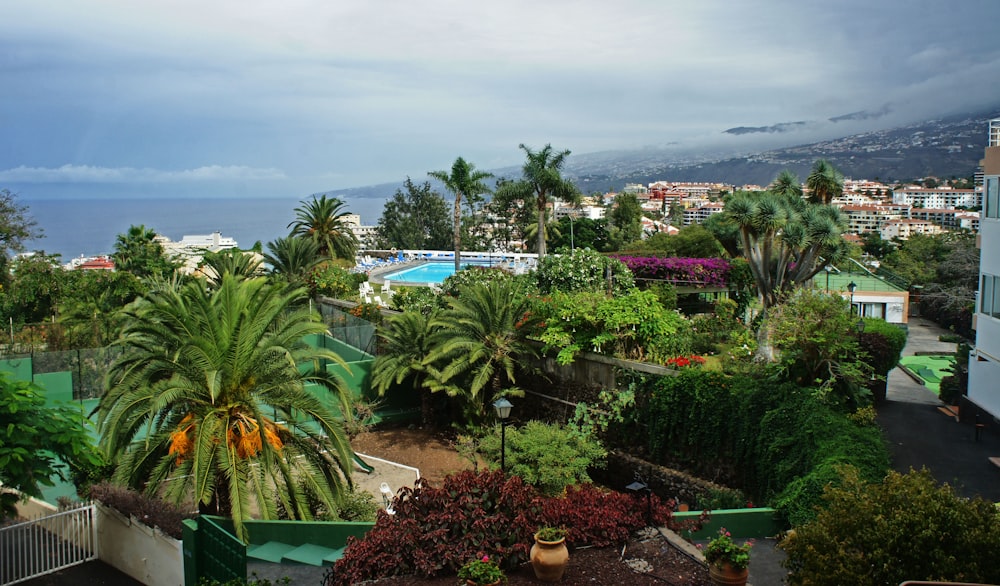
702;527;753;586
530;526;569;582
457;555;505;586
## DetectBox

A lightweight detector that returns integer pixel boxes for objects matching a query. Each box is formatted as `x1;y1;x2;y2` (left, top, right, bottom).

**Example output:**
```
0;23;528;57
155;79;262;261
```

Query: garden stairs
247;540;346;566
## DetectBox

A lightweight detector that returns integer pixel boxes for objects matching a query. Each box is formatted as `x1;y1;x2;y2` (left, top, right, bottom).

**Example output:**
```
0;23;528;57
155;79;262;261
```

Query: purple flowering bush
611;256;731;288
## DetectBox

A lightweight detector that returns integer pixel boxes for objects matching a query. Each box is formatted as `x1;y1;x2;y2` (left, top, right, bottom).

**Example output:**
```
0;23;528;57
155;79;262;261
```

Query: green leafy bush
781;466;1000;586
534;248;634;295
387;285;444;314
310;264;364;299
440;266;531;297
532;289;691;365
636;369;890;525
859;318;908;376
477;421;607;496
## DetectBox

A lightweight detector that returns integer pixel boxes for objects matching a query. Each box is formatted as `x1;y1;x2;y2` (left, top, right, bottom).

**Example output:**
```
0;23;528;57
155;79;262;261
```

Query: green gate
182;516;246;584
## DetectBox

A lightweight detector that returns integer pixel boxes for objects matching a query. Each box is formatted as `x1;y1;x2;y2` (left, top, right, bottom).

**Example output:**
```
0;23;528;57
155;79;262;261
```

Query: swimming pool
383;261;496;284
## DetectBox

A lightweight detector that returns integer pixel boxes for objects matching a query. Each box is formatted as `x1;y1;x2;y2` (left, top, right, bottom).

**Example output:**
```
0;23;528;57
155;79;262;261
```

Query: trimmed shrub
477;421;607;496
781;466;1000;586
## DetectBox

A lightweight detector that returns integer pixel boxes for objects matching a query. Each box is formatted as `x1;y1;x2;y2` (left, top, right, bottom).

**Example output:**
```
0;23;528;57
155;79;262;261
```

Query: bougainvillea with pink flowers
610;256;731;288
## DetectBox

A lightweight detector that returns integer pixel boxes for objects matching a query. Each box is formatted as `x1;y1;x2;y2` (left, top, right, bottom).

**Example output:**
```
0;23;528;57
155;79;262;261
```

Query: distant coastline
22;196;388;261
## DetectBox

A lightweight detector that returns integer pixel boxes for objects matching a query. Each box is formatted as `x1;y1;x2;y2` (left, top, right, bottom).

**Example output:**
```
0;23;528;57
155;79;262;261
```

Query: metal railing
0;502;97;585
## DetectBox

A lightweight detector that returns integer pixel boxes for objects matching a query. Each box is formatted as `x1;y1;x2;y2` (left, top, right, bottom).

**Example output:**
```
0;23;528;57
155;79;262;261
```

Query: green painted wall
674;508;786;540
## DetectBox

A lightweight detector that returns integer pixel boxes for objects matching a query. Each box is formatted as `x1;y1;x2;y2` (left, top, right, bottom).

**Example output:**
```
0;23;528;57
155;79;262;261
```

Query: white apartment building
892;187;981;209
968;118;1000;419
841;205;903;234
880;219;943;240
908;208;979;231
343;213;378;249
553;201;605;220
683;202;725;225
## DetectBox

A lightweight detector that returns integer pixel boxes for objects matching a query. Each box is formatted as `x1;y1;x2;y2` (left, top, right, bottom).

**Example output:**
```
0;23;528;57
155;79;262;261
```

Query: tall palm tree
426;280;538;422
97;275;355;541
288;195;359;261
371;310;443;426
428;157;493;271
264;236;322;286
496;144;580;257
806;159;844;205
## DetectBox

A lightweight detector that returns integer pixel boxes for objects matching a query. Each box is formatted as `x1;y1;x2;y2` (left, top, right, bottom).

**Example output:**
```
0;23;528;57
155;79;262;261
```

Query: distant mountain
321;106;1000;204
564;106;1000;192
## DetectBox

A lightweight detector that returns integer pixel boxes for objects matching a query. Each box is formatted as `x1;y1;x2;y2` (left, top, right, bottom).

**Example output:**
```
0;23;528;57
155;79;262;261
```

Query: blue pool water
384;261;496;284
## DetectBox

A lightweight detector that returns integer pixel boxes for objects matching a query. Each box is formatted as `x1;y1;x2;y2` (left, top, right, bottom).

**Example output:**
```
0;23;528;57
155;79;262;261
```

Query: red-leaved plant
325;470;704;585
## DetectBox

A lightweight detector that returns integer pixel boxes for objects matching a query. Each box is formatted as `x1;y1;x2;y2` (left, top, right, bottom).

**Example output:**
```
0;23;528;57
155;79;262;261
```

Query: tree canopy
0;374;102;519
376;178;452;250
711;171;850;307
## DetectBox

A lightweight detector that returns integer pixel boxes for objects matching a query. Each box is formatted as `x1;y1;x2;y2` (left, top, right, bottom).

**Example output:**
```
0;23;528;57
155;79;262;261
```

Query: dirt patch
350;426;476;484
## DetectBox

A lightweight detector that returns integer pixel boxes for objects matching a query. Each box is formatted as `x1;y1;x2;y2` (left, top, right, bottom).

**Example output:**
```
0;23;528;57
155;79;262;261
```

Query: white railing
0;502;97;585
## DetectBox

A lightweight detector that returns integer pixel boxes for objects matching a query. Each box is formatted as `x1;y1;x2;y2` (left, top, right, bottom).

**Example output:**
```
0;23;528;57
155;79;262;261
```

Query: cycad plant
97;275;356;541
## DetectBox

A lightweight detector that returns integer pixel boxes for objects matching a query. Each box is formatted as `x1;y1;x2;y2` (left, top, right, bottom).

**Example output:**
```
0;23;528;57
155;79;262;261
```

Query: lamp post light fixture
492;398;513;473
847;281;858;315
824;265;832;291
626;475;653;525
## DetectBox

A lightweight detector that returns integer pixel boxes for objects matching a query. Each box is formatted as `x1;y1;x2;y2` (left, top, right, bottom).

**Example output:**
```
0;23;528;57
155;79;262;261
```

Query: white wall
96;504;183;586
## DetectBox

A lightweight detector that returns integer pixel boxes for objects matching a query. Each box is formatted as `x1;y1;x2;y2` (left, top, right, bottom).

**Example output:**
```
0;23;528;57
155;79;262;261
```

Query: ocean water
21;196;388;261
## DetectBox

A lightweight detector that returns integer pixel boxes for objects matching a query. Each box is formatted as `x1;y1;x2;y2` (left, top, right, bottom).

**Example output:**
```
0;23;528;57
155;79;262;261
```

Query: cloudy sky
2;0;999;200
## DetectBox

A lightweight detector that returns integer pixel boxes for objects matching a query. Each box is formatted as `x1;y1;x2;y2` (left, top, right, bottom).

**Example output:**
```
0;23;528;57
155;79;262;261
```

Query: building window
985;274;995;316
858;302;886;319
987;177;1000;219
985;274;1000;319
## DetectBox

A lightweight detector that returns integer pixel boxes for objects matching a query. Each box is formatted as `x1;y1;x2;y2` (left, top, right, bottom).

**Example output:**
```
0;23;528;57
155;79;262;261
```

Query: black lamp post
626;474;653;525
847;281;858;315
493;398;513;472
824;265;832;291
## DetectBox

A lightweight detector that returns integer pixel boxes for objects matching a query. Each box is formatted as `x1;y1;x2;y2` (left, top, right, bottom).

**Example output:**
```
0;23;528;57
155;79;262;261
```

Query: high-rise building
968;118;1000;417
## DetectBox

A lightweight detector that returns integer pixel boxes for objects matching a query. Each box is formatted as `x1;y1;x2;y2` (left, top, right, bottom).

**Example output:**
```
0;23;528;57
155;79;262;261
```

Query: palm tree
371;310;443;426
428;157;493;272
112;224;179;278
97;275;356;541
264;236;322;286
806;159;844;205
770;170;803;200
288;195;359;261
496;144;580;257
198;248;264;287
426;280;538;422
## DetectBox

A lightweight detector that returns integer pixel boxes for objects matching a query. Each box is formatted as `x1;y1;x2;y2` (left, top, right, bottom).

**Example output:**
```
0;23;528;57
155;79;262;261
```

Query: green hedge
634;369;890;526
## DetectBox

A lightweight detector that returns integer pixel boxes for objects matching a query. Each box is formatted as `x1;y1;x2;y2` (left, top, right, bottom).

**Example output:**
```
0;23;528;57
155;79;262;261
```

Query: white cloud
0;164;286;183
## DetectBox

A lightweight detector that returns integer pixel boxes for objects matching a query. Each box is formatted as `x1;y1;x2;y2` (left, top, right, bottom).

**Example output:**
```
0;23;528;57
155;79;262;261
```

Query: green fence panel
0;357;33;381
34;371;74;405
196;516;247;583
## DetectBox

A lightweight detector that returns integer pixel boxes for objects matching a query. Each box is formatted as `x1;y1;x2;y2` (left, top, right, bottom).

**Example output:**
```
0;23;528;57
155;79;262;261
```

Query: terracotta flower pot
530;533;569;582
709;561;749;586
